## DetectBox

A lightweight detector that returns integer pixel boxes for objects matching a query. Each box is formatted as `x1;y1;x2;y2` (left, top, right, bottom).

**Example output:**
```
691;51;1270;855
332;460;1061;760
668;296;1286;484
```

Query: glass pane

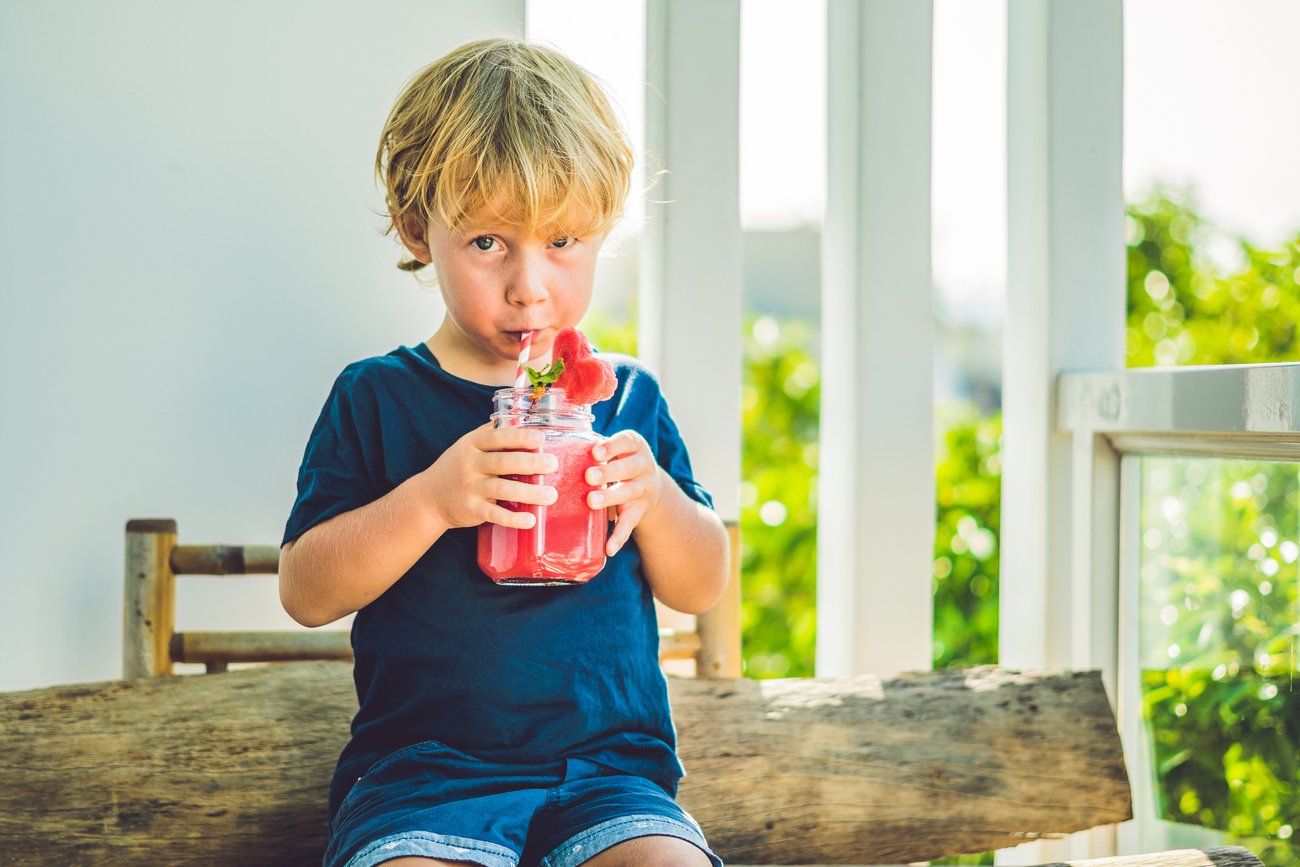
1139;456;1300;863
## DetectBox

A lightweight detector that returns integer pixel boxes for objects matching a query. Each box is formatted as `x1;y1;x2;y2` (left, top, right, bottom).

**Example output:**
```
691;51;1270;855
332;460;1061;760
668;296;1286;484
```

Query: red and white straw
513;331;533;388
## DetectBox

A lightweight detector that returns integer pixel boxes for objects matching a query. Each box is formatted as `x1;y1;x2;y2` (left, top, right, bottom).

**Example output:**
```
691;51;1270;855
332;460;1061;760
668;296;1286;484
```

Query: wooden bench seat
0;519;1267;865
0;662;1261;866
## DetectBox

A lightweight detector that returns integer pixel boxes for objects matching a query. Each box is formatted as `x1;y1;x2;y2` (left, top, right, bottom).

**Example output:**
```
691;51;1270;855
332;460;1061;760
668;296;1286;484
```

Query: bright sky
528;0;1300;310
1124;0;1300;248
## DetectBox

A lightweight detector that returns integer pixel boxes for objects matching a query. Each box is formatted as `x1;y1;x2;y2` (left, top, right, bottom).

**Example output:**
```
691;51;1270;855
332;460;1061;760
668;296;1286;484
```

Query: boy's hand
421;423;558;530
585;430;663;556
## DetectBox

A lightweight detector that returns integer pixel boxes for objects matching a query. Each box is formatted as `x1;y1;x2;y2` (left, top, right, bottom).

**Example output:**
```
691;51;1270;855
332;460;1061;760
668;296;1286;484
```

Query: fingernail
593;446;606;460
589;492;605;508
586;467;601;484
607;541;619;556
545;456;559;472
544;487;557;504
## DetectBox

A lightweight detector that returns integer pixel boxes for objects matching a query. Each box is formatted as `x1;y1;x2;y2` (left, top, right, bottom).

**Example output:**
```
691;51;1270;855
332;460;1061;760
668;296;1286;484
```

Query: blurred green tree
739;317;820;677
1126;185;1300;366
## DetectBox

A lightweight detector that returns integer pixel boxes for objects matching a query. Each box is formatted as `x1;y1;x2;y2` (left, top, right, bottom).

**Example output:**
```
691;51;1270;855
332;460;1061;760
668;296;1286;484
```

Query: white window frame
1059;364;1300;855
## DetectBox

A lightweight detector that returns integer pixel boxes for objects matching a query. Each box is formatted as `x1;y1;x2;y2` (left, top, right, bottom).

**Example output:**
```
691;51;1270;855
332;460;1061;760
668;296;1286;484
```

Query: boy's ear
395;213;434;264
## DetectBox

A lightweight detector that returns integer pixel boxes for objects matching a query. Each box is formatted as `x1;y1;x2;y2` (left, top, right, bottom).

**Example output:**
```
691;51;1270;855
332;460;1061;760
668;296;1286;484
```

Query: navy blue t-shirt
283;342;712;818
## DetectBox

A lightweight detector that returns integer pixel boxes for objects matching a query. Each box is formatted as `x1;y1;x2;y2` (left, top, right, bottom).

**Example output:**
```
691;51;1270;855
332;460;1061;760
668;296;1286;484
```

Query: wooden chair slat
123;519;738;678
171;630;352;664
171;543;281;575
695;522;743;676
169;629;698;666
658;628;702;660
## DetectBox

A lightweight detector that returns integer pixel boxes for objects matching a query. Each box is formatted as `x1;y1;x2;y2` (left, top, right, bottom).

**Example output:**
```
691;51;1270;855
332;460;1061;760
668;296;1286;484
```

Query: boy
279;37;729;867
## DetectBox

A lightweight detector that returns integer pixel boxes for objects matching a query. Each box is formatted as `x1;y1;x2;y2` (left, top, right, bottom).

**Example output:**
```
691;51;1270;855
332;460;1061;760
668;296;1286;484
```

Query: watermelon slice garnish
552;326;617;405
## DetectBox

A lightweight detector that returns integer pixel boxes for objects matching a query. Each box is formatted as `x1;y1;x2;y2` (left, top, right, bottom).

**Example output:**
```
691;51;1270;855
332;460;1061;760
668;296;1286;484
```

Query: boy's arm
588;433;729;615
280;424;557;626
279;474;448;627
629;467;730;615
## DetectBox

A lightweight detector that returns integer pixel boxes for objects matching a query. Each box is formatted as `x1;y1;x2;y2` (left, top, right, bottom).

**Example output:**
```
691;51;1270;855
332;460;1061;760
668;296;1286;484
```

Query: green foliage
739;318;820;678
1126;185;1300;367
580;310;637;356
524;358;565;389
1139;457;1300;861
932;405;1001;669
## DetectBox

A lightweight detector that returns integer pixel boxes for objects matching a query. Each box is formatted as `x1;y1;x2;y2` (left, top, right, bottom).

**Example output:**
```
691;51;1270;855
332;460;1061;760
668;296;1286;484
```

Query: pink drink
477;388;607;585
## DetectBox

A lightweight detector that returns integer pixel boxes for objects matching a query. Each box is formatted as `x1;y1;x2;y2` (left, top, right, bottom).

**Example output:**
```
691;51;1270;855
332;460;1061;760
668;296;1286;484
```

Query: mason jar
477;387;608;585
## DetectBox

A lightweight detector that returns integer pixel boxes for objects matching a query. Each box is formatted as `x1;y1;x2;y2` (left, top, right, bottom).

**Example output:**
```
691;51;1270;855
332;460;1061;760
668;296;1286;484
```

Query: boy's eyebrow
449;217;511;235
456;222;582;241
459;225;523;240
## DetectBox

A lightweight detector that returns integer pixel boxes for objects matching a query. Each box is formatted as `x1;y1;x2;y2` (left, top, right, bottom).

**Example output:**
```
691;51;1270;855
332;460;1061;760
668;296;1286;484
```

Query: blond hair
376;38;634;271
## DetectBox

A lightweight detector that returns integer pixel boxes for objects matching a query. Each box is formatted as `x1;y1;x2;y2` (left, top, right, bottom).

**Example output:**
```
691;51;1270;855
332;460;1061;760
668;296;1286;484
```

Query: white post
640;0;742;524
1002;0;1124;860
817;0;934;678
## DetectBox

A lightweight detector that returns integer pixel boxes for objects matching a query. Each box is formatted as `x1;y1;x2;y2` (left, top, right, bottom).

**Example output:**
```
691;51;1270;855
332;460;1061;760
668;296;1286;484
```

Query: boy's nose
506;253;550;306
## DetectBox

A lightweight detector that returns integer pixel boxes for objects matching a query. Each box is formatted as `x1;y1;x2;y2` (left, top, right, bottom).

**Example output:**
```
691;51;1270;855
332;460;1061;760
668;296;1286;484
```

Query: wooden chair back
123;518;742;679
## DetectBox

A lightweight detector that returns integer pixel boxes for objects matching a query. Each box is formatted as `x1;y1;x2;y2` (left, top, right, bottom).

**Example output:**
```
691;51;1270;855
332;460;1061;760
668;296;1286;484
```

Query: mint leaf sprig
525;358;565;398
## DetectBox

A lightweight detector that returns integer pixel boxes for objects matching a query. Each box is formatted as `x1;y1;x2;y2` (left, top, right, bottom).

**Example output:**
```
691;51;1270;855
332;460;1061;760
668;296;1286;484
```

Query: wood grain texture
696;521;744;677
672;667;1132;864
0;663;1136;866
121;521;175;678
171;630;353;664
170;543;281;575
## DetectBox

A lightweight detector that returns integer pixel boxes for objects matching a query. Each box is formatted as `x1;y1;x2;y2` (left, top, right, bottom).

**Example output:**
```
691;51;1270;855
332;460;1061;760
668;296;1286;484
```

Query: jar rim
490;386;594;423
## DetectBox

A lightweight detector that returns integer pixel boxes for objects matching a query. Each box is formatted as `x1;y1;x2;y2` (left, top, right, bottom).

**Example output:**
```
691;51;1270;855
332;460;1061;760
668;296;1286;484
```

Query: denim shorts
323;740;723;867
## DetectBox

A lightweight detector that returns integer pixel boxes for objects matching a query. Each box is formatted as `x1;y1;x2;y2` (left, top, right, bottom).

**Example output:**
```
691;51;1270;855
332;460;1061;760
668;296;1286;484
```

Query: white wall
0;1;523;692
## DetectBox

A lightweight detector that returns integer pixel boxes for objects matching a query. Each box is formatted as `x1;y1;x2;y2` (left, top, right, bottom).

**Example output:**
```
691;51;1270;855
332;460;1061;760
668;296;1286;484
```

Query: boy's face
404;211;605;375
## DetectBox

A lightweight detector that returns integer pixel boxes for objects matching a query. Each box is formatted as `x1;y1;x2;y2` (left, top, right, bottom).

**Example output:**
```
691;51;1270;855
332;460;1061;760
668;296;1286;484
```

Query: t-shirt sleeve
653;391;715;511
282;367;380;547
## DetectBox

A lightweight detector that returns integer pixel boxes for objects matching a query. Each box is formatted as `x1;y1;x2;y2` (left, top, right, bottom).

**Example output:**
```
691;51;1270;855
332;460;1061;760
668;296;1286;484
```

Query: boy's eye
551;237;575;249
472;236;496;251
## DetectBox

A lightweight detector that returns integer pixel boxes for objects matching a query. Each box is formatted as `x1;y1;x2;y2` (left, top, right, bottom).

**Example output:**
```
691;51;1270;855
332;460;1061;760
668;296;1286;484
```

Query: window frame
1059;362;1300;852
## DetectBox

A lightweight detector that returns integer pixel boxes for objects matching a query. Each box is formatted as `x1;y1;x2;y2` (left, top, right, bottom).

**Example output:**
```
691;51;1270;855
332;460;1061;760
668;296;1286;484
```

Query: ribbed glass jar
476;387;607;585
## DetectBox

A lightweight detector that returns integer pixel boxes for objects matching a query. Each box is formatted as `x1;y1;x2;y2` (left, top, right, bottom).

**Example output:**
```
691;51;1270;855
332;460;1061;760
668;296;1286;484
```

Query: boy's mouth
506;328;547;342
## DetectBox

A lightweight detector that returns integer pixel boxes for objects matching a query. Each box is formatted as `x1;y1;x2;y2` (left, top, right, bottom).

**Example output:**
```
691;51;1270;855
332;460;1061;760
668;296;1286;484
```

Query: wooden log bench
0;519;1265;865
0;663;1261;866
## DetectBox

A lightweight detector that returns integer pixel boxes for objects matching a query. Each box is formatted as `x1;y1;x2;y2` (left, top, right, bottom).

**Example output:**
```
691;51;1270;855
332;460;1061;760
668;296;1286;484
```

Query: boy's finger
605;502;645;555
585;452;652;486
482;450;559;477
478;425;546;451
591;430;644;462
482;504;537;530
486;477;558;506
587;479;643;510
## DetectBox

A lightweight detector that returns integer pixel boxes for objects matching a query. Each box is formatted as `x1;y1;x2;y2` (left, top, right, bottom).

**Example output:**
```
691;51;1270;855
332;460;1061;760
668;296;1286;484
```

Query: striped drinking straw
514;331;533;388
